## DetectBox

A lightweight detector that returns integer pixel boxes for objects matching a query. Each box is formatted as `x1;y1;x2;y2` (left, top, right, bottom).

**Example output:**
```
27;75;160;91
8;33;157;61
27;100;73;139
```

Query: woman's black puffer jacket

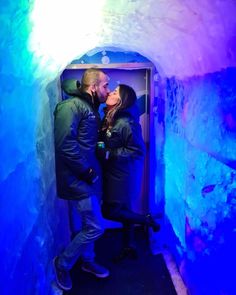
102;104;146;206
54;80;102;200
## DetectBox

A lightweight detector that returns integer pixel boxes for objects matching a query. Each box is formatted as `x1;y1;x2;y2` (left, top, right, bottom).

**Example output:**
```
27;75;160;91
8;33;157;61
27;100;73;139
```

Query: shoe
113;247;138;263
146;214;161;232
53;256;72;291
81;261;109;278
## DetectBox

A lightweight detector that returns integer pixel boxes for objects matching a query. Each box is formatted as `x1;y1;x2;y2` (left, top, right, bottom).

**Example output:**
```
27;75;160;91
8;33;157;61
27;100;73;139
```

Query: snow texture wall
165;68;236;294
0;0;236;294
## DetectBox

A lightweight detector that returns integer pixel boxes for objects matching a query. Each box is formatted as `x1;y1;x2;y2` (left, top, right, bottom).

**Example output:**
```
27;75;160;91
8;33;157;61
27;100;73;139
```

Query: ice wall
164;68;236;294
0;2;69;294
0;0;236;294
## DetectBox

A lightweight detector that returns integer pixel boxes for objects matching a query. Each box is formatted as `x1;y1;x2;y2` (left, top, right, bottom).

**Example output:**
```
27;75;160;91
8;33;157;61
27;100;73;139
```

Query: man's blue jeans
57;195;104;271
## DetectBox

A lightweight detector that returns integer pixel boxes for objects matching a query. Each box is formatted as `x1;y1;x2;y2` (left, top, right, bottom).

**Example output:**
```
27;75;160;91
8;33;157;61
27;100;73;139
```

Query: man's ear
91;84;96;92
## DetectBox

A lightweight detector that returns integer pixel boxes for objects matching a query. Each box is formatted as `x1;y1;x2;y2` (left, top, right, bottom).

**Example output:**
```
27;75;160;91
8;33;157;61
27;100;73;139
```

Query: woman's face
106;86;120;106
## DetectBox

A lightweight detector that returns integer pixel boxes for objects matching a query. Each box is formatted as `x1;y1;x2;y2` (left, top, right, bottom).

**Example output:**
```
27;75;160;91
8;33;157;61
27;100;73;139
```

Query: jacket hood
61;79;80;96
61;79;100;110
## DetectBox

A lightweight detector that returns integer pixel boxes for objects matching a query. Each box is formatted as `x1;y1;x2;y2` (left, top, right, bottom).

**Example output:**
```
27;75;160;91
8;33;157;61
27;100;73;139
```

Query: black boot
146;214;161;232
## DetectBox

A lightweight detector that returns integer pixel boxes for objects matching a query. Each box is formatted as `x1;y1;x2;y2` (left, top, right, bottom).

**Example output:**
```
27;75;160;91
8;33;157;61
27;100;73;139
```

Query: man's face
95;73;110;103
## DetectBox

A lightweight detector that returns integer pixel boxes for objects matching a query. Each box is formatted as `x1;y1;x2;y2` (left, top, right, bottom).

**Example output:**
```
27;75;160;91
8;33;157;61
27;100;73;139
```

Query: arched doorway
59;48;164;241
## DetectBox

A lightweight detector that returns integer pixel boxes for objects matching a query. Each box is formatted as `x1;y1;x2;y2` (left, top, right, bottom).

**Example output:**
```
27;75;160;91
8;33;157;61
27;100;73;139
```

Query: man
53;68;110;291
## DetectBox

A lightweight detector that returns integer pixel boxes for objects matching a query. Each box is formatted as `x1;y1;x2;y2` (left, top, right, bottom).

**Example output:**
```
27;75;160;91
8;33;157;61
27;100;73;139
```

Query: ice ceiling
29;0;236;79
1;0;236;294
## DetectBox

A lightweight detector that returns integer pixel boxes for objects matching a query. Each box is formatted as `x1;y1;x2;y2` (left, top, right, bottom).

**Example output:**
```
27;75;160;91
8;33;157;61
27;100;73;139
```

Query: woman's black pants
102;202;147;248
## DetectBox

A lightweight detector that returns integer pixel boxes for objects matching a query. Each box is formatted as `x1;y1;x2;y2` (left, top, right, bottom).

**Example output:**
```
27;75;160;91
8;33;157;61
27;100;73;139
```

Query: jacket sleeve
106;119;146;160
54;100;90;176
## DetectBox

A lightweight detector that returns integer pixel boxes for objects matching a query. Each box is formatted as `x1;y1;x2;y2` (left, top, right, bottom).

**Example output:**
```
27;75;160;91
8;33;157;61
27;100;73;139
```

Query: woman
97;84;160;261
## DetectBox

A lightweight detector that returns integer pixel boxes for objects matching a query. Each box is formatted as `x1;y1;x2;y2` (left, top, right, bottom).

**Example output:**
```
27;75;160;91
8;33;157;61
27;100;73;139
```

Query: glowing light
29;0;106;74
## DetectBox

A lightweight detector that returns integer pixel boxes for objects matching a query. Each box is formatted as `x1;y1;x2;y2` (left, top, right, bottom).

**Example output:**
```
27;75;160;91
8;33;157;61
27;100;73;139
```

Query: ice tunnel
0;0;236;294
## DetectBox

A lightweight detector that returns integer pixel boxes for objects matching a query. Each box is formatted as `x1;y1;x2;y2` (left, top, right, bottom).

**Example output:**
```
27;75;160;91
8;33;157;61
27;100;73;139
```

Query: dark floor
64;227;177;295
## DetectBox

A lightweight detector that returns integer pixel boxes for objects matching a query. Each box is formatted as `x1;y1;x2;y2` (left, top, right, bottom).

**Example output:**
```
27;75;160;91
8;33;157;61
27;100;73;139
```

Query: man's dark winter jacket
102;104;146;206
54;80;102;200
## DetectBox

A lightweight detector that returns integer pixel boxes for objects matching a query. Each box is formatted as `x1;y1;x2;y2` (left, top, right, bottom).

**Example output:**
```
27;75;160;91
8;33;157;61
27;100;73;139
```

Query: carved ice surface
0;0;236;294
165;68;236;294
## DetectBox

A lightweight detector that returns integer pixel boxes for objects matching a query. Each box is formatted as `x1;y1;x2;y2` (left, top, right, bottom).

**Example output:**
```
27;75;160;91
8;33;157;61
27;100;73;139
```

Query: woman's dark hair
119;84;137;109
103;84;137;130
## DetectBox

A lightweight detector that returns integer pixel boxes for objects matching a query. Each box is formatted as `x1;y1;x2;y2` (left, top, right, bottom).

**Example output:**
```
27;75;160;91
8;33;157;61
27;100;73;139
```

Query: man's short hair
81;68;103;91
